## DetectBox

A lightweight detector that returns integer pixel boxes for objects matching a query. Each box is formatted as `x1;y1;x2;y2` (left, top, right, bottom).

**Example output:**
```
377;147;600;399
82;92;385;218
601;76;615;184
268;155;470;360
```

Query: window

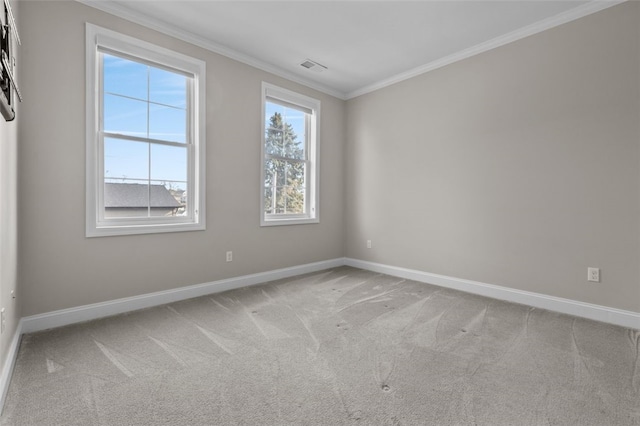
86;24;206;237
261;83;320;226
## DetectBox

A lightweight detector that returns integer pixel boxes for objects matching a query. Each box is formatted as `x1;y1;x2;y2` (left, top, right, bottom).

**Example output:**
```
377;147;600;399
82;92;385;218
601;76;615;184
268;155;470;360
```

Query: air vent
300;59;327;73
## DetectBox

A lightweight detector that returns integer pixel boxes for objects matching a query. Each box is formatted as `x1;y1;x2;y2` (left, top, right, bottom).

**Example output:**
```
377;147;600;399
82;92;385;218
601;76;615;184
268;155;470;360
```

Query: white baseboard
345;258;640;330
0;319;23;415
4;256;639;414
21;258;344;334
6;255;636;419
19;257;640;335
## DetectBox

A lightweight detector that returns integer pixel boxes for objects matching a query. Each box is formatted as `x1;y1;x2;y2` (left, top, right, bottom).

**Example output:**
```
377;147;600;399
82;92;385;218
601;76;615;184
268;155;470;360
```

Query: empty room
0;0;639;424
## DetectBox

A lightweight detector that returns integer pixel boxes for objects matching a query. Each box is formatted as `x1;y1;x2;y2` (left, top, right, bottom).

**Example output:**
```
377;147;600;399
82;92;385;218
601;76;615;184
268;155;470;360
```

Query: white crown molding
76;0;625;102
345;0;627;99
345;258;640;330
76;0;348;100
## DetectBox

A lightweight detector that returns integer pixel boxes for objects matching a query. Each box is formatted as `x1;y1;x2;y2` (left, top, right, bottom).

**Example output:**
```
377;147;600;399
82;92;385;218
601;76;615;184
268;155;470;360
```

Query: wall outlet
587;267;600;283
367;240;372;249
1;308;5;334
226;251;233;262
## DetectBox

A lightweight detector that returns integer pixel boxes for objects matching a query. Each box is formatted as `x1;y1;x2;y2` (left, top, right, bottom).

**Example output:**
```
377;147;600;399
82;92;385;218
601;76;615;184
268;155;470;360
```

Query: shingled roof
104;183;182;209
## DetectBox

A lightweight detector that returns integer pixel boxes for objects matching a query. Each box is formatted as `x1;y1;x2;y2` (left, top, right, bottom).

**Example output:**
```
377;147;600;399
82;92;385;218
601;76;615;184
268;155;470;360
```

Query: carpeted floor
2;266;639;425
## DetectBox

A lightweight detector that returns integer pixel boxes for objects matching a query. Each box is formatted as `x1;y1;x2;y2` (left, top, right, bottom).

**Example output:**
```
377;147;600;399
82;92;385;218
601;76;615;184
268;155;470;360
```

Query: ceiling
81;1;620;99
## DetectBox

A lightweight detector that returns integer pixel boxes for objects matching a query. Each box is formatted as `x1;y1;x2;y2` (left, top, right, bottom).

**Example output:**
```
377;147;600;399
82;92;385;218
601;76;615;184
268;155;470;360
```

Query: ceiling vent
300;59;327;73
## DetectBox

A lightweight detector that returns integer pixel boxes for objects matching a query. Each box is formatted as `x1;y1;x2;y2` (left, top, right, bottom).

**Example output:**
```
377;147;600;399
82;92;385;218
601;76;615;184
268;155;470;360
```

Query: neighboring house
104;182;183;218
169;188;186;205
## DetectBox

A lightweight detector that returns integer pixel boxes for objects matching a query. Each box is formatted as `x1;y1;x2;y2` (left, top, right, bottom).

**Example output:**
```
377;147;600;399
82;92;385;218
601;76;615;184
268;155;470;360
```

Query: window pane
282;111;305;160
149;104;187;143
104;94;148;138
104;138;149;181
274;187;286;214
262;85;319;224
104;180;149;219
264;185;305;215
265;102;305;160
265;102;283;124
265;128;284;157
265;160;305;187
163;182;187;217
264;187;274;214
150;67;187;108
150;144;187;183
283;126;304;160
103;54;148;101
89;26;205;236
285;161;305;189
285;186;305;214
150;180;183;217
264;158;287;188
265;187;289;214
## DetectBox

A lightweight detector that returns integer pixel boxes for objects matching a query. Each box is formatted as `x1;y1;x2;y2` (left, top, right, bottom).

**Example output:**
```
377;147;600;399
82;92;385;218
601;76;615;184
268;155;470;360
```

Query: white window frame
261;82;320;226
85;23;206;237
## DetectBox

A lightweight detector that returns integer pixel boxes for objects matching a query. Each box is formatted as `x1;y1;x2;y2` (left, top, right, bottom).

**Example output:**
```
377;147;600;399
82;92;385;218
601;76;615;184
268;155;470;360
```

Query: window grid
261;83;319;226
86;23;206;237
98;51;191;222
265;104;307;216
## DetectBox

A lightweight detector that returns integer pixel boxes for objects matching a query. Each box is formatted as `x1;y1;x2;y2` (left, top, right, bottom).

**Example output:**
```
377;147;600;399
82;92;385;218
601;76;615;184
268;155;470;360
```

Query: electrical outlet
226;251;233;262
1;308;5;334
587;267;600;283
367;240;372;249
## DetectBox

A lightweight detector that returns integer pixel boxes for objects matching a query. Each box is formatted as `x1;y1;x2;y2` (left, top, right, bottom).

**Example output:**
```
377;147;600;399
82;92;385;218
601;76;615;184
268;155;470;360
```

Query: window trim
260;82;320;227
85;23;206;237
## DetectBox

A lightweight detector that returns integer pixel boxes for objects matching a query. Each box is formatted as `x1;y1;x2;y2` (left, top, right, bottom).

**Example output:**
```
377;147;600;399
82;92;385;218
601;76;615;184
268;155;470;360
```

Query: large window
261;83;320;226
86;24;206;237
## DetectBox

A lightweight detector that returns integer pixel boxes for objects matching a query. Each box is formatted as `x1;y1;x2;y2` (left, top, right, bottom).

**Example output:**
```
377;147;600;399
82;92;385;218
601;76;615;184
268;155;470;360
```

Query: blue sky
103;53;188;188
264;102;306;145
103;53;307;190
264;101;307;185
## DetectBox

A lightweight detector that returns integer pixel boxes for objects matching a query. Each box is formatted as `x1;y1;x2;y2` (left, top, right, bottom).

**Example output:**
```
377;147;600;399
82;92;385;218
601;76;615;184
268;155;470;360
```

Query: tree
264;112;305;214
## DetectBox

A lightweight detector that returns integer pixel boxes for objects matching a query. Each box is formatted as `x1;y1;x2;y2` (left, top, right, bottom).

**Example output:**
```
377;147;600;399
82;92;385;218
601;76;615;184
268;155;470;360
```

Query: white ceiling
82;1;621;99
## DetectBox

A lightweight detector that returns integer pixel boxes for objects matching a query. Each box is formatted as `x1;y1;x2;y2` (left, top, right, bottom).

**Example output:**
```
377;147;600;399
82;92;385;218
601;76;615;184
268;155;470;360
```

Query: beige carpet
2;267;639;425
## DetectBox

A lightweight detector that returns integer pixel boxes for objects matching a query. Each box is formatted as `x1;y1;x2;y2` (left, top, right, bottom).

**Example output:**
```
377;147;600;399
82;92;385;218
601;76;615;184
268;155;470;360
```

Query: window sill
86;221;205;238
260;217;319;227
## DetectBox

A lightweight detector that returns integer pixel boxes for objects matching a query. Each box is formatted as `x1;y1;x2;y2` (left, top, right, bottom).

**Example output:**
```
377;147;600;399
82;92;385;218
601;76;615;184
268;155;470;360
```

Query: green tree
264;112;305;214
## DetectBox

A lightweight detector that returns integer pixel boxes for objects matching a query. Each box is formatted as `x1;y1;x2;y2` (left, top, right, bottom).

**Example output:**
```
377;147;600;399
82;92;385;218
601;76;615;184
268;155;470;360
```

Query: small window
261;83;320;226
86;24;206;237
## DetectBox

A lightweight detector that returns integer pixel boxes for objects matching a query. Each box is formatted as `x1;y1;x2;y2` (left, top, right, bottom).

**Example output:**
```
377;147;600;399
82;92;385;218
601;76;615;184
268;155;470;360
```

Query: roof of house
104;183;182;209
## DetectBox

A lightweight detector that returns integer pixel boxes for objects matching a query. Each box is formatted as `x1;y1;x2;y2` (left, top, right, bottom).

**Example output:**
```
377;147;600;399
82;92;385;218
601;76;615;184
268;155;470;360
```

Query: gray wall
18;1;346;316
346;2;640;312
15;0;640;322
0;0;19;375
